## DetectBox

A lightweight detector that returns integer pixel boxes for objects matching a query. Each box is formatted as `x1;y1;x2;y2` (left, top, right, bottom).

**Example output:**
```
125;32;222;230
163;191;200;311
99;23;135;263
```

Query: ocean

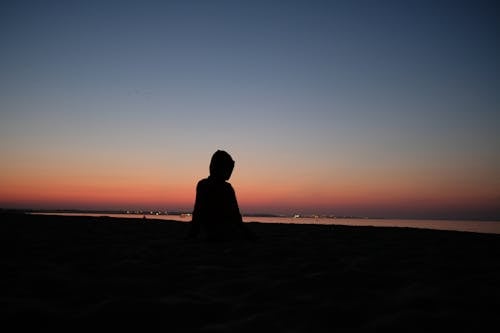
31;212;500;235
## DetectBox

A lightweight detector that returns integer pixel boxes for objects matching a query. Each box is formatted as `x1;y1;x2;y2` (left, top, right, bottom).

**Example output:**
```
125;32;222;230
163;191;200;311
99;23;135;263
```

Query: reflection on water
31;212;500;235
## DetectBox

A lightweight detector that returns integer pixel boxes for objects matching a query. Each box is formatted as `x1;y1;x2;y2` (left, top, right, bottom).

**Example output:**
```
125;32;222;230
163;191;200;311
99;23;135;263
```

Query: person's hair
209;150;235;180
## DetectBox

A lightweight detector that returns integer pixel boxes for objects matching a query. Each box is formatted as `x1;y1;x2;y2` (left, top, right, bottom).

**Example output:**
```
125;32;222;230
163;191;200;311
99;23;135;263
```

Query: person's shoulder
196;178;210;189
222;181;235;192
197;178;209;185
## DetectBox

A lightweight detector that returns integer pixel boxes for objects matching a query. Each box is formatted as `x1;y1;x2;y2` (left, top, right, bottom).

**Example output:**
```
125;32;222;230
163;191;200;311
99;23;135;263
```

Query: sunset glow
1;0;499;219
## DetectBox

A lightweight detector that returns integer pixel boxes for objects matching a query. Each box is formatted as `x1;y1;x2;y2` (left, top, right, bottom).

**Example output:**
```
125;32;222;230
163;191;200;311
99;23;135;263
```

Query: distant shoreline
4;210;499;235
2;208;375;219
2;207;499;222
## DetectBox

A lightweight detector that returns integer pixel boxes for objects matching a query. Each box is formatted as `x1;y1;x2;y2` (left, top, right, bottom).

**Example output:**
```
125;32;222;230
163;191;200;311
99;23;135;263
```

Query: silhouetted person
187;150;256;241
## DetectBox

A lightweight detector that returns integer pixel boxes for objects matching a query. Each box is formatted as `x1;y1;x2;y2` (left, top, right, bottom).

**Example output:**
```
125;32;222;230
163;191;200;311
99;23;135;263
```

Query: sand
2;212;500;331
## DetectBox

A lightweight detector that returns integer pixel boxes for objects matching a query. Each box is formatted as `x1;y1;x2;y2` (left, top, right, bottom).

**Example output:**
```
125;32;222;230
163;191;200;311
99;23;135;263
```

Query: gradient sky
1;0;499;219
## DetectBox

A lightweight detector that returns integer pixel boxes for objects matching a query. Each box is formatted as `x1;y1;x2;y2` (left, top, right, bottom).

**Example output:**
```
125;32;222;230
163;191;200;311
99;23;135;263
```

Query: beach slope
2;212;499;331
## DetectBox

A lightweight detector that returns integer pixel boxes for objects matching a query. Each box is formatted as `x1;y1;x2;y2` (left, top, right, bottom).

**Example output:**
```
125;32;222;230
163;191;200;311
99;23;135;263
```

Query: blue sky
1;0;499;218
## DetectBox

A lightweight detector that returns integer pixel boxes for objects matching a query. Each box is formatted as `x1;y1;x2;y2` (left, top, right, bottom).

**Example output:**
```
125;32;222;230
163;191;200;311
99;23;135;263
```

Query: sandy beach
2;212;500;331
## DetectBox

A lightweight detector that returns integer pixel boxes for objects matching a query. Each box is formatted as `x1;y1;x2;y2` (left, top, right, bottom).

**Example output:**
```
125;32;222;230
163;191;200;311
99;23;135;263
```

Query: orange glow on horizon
1;156;499;218
2;174;498;218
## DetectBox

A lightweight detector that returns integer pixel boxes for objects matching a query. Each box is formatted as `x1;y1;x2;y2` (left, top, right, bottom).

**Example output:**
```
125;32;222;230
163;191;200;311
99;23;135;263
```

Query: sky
1;0;499;219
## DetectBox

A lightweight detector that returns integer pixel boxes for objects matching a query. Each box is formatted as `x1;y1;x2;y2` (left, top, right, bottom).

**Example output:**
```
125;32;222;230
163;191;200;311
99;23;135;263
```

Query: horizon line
2;207;499;222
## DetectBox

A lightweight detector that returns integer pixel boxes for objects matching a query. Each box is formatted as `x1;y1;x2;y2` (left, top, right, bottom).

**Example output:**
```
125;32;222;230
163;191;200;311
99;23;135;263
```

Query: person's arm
186;182;203;239
228;184;257;241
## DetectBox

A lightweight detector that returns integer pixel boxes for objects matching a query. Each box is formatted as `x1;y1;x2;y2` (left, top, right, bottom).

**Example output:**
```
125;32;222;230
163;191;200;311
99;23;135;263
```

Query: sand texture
2;212;500;331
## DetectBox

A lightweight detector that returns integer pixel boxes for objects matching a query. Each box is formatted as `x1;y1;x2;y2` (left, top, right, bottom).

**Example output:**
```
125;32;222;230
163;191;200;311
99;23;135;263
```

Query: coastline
2;212;500;330
22;210;500;234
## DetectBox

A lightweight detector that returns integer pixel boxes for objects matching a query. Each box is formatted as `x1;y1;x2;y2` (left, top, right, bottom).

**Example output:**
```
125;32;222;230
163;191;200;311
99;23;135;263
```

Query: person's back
187;150;256;241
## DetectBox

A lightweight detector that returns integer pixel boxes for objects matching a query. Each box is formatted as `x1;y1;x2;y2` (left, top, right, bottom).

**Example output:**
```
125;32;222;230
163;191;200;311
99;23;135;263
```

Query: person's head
209;150;235;181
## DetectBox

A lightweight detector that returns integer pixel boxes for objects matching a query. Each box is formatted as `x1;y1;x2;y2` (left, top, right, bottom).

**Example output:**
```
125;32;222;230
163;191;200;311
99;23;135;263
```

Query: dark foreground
2;213;500;331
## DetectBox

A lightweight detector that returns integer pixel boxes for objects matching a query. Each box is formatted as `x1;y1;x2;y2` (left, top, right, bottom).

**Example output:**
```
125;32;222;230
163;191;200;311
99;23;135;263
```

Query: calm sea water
32;213;500;235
